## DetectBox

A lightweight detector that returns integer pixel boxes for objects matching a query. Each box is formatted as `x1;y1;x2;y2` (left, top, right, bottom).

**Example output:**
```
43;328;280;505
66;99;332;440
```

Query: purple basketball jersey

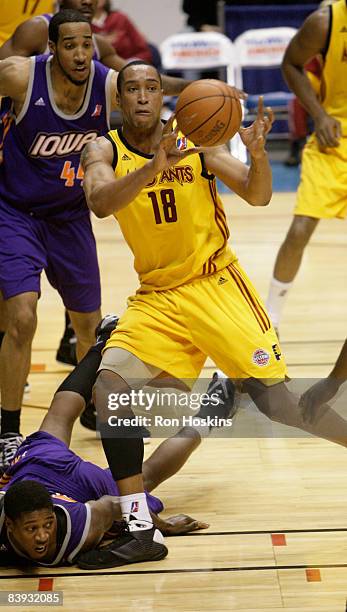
0;55;112;220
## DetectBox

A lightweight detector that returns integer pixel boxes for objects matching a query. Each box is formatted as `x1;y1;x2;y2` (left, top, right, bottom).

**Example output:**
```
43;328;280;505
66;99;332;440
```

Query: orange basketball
175;79;242;146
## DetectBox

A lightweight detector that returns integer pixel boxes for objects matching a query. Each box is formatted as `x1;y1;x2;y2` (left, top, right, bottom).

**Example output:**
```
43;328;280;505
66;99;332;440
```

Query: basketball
175;79;242;146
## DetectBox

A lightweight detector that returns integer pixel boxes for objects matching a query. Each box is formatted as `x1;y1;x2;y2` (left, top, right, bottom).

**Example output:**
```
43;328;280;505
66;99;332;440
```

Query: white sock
266;277;293;328
120;492;152;530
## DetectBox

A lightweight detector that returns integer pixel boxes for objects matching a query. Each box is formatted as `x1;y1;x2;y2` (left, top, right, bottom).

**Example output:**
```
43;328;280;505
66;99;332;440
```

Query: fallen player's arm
81;496;122;551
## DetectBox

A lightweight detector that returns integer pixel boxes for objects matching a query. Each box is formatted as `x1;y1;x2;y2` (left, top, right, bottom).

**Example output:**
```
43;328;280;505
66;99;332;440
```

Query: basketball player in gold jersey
266;0;347;330
77;61;347;570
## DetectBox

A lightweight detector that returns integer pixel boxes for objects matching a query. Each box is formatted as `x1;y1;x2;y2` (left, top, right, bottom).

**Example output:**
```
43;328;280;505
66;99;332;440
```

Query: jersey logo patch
252;348;270;367
340;26;347;33
176;136;188;151
217;276;228;285
91;104;103;117
122;153;131;161
34;97;46;107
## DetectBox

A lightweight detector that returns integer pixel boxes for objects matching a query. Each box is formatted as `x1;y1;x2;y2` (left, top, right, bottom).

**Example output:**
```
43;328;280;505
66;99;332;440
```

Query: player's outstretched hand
299;376;340;423
314;111;341;149
239;96;273;159
162;513;209;536
150;113;207;174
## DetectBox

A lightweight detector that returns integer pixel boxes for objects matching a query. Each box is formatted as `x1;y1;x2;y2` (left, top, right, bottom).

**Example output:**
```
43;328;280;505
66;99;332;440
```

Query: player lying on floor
0;315;235;567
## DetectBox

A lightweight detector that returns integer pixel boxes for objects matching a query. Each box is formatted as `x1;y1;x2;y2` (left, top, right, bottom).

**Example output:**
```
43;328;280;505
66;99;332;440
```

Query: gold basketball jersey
320;0;347;135
0;0;54;46
107;129;236;292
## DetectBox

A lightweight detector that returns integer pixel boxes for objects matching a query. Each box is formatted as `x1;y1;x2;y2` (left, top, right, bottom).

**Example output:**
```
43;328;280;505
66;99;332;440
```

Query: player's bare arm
282;7;341;147
0;17;48;59
82;118;204;217
204;97;272;206
160;74;192;96
93;34;127;72
0;56;30;108
81;137;158;217
81;496;122;550
96;37;192;97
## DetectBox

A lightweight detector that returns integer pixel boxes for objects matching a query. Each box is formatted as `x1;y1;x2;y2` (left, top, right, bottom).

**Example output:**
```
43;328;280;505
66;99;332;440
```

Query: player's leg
0;292;38;470
93;348;170;564
189;263;347;447
68;308;102;361
272;215;318;282
94;352;161;501
0;202;49;470
266;135;347;331
39;314;119;447
139;369;236;491
0;293;37;415
244;378;347;447
266;214;318;329
0;292;7;349
45;212;102;361
142;428;201;492
88;289;210;566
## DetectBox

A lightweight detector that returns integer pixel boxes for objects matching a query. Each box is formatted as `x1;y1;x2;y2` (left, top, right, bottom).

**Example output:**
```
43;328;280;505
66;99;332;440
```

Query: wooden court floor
3;192;347;611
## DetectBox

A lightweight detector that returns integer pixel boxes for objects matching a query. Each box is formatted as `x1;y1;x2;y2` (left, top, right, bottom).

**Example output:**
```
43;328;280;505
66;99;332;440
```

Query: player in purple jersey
0;0;192;403
0;315;209;567
0;9;126;471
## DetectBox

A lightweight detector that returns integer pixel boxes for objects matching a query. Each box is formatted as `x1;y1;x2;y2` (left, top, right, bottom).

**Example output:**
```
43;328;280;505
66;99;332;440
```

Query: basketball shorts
0;199;101;312
0;432;163;515
104;261;286;385
295;134;347;219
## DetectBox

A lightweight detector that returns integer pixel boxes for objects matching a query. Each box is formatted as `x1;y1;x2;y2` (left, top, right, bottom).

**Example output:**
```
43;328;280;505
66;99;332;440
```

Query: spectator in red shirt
92;0;152;63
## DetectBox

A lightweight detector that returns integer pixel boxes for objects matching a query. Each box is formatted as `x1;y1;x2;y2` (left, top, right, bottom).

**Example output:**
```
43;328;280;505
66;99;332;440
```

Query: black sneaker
56;329;77;366
77;523;168;569
0;433;24;474
196;371;236;423
80;400;97;431
94;313;119;345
